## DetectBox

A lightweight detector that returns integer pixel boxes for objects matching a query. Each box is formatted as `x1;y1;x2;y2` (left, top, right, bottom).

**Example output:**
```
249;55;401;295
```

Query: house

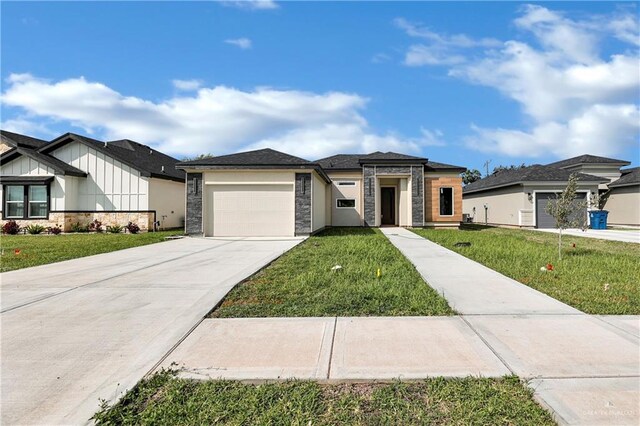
177;148;465;237
462;154;638;228
605;167;640;227
1;130;185;231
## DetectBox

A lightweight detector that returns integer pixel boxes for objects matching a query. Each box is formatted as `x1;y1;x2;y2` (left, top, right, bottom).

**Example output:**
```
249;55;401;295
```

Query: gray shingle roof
608;167;640;188
315;154;362;170
463;165;607;194
179;148;311;167
425;161;466;172
359;151;427;162
42;133;185;182
1;130;48;150
0;137;87;177
547;154;630;168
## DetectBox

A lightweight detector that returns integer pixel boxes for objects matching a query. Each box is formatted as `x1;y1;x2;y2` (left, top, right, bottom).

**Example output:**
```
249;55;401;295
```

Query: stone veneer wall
411;166;425;226
185;173;203;235
363;166;376;226
4;212;155;232
295;173;312;235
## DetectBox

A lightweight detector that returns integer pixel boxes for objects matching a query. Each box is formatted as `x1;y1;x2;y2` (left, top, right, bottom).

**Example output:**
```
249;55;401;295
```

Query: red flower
14;249;21;255
546;263;554;271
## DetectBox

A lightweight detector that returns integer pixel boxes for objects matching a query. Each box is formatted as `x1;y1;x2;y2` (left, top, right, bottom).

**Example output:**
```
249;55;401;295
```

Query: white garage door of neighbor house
209;184;294;237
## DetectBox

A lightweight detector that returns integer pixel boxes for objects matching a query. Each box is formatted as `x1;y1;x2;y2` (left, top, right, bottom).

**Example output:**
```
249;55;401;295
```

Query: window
439;187;453;216
29;186;48;218
337;181;356;186
3;184;48;219
5;186;25;218
336;199;356;208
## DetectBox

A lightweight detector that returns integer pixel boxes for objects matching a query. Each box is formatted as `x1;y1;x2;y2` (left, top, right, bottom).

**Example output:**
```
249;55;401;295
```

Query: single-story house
462;154;638;228
605;167;640;227
0;130;185;231
177;148;466;237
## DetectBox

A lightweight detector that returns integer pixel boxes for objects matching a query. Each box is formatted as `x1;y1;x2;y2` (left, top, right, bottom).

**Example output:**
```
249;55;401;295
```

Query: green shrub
70;222;89;233
106;224;124;234
26;224;46;235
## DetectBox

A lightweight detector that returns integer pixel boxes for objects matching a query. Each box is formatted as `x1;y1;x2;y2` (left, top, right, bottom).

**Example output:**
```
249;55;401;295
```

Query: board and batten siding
51;141;149;211
0;155;67;211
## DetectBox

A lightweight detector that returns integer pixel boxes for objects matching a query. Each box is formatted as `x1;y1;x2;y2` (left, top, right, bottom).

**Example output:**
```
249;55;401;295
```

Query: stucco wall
425;174;463;224
463;186;526;226
311;173;326;232
605;185;640;226
51;141;149;210
149;178;185;229
326;172;363;227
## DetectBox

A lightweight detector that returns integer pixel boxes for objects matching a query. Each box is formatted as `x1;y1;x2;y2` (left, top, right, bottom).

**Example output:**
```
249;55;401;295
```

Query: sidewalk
379;227;580;315
154;228;639;425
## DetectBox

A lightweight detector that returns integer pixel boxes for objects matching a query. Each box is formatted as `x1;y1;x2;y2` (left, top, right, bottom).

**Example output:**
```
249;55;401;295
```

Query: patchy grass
93;372;554;425
0;230;183;272
412;225;640;315
211;227;453;317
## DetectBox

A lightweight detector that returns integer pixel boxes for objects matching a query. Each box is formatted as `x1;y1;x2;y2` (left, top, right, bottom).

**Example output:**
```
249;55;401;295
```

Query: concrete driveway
534;227;640;244
0;236;304;425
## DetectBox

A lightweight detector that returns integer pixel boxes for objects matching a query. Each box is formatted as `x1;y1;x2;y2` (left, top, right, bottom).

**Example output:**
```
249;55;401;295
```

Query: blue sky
2;1;638;172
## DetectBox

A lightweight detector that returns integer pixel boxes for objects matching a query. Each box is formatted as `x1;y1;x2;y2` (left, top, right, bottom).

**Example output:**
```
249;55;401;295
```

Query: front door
381;187;395;225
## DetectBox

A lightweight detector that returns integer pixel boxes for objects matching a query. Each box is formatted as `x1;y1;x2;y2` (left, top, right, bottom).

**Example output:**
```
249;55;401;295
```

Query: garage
207;184;294;237
535;192;587;228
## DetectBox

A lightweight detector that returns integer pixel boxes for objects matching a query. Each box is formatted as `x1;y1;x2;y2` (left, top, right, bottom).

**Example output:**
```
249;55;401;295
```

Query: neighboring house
1;130;185;231
177;148;465;237
462;154;638;228
605;167;640;227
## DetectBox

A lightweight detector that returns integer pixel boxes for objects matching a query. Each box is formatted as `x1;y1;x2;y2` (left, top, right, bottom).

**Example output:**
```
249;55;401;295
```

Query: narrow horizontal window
337;181;356;186
336;199;356;208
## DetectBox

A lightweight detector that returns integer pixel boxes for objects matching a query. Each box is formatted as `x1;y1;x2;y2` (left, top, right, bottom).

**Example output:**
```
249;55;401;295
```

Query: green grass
0;230;184;272
94;372;554;425
412;225;640;315
211;227;453;317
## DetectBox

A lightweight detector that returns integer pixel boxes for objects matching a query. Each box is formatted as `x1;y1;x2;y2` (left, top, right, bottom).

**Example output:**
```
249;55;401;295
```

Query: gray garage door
536;192;587;229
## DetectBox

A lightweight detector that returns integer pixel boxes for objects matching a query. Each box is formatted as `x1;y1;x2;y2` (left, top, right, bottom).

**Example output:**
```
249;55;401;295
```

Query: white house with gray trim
178;148;466;237
462;154;638;228
1;130;185;231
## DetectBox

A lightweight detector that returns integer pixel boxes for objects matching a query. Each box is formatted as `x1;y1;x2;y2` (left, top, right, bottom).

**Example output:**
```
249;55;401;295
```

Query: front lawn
211;227;453;317
0;230;183;272
94;372;554;425
412;225;640;315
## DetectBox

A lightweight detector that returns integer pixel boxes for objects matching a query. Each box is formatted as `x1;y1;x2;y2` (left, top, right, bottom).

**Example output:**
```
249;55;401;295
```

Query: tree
461;169;482;185
544;172;588;260
182;153;214;161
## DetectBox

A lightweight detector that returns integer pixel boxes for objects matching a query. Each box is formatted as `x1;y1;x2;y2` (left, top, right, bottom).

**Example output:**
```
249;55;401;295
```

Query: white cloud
225;37;252;49
394;17;501;67
1;74;439;159
405;45;466;66
220;1;279;11
371;53;391;64
399;5;640;159
172;79;203;91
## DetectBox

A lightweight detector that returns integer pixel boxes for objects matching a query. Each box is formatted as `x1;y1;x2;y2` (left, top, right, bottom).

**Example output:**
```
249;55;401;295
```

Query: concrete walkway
159;229;639;425
1;236;304;425
379;227;580;315
534;227;640;244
